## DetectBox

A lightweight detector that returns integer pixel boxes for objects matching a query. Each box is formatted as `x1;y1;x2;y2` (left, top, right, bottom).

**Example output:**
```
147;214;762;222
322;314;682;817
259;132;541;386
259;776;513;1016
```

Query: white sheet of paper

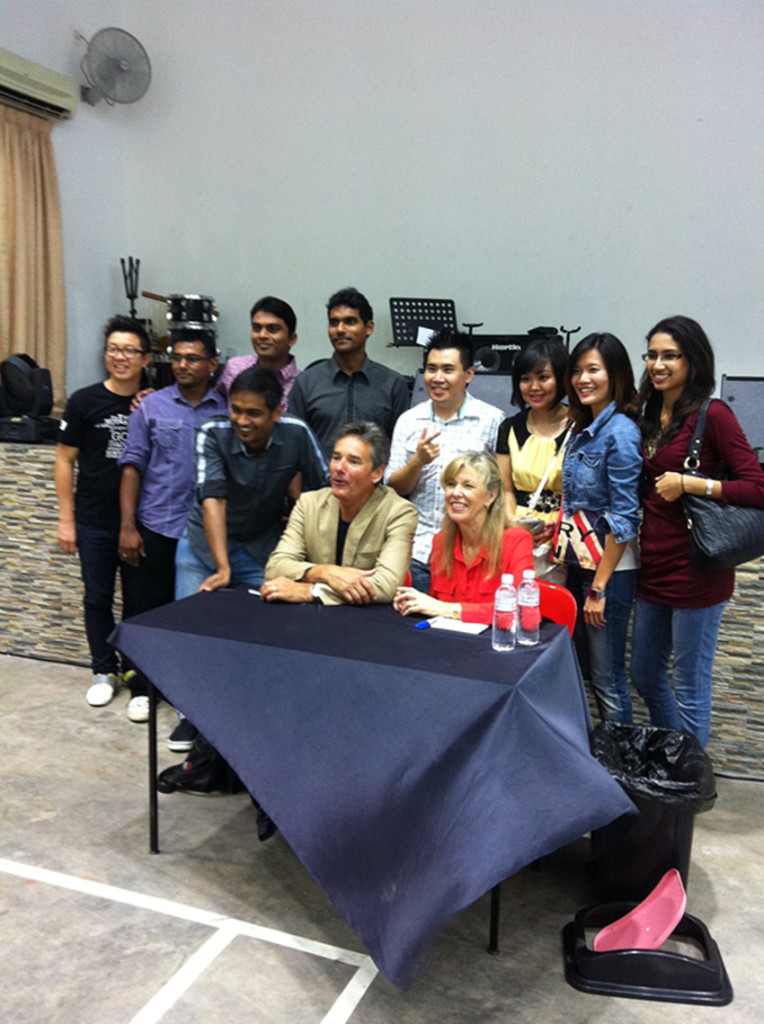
427;616;488;635
416;325;436;347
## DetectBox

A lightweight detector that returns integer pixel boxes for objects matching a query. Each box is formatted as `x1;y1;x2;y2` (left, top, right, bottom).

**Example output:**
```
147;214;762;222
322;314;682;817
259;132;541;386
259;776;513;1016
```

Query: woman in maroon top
393;451;533;624
631;316;764;746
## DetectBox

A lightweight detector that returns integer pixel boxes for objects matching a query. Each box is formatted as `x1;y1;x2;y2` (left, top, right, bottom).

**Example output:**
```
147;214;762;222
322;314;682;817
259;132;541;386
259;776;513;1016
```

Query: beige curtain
0;106;66;412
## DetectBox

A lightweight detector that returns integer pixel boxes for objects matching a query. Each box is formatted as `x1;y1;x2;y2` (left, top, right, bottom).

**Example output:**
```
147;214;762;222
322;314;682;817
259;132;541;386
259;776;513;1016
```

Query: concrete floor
2;652;763;1024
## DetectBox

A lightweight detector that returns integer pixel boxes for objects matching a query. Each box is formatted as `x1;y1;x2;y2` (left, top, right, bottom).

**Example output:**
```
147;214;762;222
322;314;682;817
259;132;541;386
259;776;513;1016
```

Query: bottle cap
501;573;514;585
523;569;535;579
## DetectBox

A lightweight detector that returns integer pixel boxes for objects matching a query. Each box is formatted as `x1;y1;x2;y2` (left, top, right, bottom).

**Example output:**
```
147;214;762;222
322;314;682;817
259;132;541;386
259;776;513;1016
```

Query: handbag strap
683;400;712;472
526;423;573;511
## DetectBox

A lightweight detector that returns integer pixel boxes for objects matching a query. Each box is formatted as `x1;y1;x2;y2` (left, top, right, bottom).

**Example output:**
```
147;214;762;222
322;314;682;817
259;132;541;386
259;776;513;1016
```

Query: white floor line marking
319;959;380;1024
128;923;239;1024
3;856;379;1023
0;857;372;966
0;857;221;926
231;918;371;967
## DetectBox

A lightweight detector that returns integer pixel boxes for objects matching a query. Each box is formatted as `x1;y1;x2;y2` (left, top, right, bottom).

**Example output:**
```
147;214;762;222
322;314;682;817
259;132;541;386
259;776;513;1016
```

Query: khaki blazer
265;485;417;605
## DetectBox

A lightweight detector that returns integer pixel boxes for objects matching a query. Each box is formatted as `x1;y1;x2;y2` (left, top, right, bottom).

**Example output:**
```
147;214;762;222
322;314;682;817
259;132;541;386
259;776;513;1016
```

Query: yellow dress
498;411;567;523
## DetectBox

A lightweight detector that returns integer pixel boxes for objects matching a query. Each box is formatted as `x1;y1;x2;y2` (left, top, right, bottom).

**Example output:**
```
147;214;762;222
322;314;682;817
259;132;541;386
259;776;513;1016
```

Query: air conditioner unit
0;47;77;121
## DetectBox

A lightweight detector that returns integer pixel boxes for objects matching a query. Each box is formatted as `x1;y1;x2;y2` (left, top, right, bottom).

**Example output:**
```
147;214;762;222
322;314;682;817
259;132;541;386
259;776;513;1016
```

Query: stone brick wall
1;441;761;776
1;443;93;666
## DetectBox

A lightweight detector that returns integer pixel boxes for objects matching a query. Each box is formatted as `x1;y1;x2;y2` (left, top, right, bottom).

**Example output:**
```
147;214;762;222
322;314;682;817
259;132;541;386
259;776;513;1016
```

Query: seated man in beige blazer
263;421;417;605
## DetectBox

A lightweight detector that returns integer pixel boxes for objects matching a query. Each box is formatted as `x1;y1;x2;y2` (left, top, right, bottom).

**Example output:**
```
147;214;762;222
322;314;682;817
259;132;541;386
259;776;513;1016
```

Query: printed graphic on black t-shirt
58;382;135;527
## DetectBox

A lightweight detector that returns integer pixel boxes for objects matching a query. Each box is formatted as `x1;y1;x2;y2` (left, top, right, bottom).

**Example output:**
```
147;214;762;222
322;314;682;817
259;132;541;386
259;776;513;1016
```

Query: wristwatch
587;587;606;601
705;478;714;498
309;583;322;603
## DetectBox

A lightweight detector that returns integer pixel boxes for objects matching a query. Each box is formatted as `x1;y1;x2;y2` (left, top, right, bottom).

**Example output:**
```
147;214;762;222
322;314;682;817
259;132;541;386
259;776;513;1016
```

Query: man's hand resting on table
198;566;231;593
261;567;377;605
315;566;376;604
260;578;313;603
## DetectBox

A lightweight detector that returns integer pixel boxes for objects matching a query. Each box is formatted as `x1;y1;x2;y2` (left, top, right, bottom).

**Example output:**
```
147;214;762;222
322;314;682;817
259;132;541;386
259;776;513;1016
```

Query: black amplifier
472;335;534;374
0;415;59;443
472;328;564;374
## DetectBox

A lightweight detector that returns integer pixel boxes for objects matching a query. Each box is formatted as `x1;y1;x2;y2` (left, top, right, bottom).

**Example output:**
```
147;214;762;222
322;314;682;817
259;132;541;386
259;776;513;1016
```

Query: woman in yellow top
496;337;570;580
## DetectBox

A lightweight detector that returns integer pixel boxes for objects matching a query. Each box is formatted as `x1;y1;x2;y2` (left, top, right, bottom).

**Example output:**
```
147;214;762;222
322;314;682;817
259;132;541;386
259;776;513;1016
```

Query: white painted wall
2;0;763;395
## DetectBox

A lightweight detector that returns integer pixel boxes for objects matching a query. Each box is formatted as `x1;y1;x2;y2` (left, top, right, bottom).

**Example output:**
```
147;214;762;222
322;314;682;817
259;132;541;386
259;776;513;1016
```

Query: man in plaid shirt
386;330;503;593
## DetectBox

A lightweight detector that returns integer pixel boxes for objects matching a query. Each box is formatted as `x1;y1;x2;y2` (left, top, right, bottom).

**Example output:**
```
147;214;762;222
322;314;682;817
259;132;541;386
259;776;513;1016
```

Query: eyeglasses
169;353;209;365
105;345;145;359
642;351;684;363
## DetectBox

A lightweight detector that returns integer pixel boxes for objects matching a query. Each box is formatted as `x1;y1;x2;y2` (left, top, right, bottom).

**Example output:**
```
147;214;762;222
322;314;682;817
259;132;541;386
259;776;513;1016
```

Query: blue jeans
630;597;727;748
567;566;637;724
409;558;431;595
174;531;265;599
77;523;141;675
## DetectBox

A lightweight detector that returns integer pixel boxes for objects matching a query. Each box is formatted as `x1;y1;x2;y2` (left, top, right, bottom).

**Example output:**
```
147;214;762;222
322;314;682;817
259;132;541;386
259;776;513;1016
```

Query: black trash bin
589;723;716;902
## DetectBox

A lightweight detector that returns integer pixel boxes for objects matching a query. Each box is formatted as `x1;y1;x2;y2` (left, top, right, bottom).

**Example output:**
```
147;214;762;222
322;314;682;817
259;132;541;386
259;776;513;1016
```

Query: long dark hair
638;315;715;445
564;333;638;432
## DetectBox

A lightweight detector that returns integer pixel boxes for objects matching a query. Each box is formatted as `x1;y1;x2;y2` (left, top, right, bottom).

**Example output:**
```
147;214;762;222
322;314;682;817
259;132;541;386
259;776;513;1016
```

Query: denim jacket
562;401;642;543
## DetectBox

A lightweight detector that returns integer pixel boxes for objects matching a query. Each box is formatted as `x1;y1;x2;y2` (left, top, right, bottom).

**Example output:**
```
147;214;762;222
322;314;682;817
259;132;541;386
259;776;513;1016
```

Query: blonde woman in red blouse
394;451;533;624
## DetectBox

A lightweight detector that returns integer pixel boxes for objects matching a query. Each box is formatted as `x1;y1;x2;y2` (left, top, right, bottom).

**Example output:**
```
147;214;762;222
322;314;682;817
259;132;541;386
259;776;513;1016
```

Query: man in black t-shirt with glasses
55;316;151;717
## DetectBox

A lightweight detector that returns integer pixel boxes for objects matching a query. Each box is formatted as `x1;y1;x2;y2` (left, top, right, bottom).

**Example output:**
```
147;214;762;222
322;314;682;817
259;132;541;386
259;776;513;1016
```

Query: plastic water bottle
517;569;541;646
492;574;517;652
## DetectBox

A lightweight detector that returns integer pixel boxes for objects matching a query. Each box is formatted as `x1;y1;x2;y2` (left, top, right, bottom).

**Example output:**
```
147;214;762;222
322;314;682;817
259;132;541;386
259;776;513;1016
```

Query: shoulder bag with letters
551;499;609;571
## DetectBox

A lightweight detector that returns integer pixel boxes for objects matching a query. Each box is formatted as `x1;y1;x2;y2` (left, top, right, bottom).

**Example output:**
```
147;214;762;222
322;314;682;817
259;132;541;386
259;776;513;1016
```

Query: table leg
488;883;501;954
148;678;159;854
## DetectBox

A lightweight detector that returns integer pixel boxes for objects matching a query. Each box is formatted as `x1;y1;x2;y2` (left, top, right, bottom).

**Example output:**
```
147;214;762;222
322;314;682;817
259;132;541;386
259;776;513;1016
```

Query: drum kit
121;256;220;356
119;255;225;388
164;293;218;350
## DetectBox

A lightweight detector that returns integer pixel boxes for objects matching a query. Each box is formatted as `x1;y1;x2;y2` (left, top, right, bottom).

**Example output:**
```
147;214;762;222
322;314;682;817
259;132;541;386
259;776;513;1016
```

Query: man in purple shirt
118;335;226;721
216;295;300;411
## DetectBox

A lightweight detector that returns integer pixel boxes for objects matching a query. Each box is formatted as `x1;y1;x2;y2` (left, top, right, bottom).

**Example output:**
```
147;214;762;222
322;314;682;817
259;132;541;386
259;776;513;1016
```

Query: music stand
389;297;458;347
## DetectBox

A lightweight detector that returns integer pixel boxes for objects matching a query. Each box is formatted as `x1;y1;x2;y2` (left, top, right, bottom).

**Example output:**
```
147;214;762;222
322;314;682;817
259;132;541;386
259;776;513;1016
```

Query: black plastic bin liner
589;723;716;901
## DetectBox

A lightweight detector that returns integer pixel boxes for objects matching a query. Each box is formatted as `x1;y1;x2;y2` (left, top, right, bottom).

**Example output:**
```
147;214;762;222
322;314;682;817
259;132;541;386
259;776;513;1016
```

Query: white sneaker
126;695;150;723
86;673;120;707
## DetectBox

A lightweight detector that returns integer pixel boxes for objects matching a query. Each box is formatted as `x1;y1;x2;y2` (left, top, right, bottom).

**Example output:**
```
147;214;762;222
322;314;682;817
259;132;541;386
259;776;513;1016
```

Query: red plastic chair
538;579;577;637
488;578;577;954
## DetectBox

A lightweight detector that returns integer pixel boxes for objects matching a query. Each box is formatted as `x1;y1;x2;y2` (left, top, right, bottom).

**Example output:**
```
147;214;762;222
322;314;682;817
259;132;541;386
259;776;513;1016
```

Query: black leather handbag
681;400;764;571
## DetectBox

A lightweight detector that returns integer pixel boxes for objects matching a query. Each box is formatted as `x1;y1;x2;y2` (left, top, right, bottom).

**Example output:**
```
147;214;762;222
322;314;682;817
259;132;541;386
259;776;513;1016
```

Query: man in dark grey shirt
287;287;410;459
176;366;329;596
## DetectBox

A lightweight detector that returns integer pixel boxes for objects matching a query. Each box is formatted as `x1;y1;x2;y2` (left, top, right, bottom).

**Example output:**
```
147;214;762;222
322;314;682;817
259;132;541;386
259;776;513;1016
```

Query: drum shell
166;294;217;324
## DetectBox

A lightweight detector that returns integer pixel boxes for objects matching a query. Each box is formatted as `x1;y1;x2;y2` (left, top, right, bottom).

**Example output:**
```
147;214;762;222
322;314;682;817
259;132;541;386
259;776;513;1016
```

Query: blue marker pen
415;620;430;630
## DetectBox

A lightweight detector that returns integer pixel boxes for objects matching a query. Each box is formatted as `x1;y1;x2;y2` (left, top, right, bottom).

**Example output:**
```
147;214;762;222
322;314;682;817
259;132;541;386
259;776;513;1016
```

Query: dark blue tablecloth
113;589;634;985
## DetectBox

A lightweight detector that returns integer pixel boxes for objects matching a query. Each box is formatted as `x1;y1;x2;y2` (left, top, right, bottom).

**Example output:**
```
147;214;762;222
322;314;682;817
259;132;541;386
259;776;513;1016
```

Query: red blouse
430;527;535;624
639;401;764;608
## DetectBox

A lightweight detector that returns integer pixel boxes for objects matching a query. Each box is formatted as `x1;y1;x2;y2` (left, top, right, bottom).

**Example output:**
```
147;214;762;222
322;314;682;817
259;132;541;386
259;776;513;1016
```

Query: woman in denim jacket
560;333;642;722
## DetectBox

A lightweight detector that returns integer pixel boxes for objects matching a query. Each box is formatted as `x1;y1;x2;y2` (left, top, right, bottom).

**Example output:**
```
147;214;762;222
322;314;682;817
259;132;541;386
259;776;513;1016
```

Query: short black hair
170;332;217;358
511;337;568;408
229;366;284;412
103;315;151;353
250;296;297;336
326;287;373;324
424;328;473;371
